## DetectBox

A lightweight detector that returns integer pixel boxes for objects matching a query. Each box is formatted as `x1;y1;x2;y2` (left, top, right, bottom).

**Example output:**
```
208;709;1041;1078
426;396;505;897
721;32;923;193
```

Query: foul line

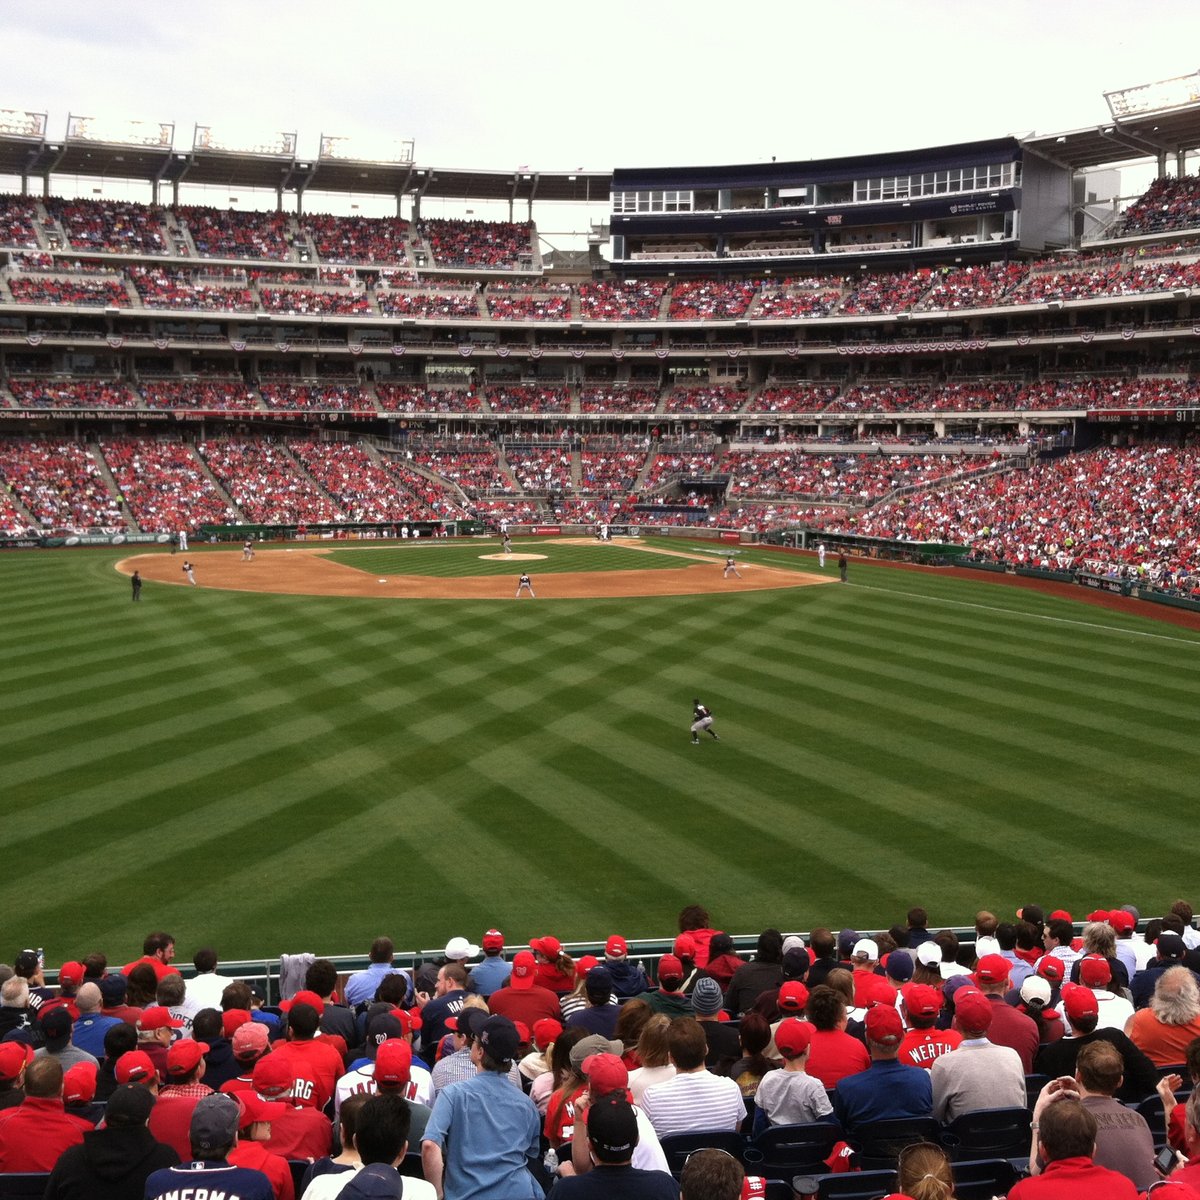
849;581;1200;647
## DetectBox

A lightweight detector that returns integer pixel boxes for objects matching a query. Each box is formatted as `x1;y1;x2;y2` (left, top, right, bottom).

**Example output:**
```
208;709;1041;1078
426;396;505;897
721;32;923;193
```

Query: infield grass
3;538;1199;963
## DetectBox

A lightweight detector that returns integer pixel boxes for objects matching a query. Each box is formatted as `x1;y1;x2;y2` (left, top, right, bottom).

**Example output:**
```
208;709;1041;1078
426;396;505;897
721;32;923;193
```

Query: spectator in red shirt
253;1050;333;1161
269;996;343;1110
803;984;870;1088
121;932;180;983
974;953;1040;1073
0;1056;91;1171
898;983;961;1069
228;1090;294;1200
148;1038;213;1160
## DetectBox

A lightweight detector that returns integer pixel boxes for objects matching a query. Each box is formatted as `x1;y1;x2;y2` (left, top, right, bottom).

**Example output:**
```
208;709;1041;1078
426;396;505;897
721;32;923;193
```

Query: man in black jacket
44;1083;180;1200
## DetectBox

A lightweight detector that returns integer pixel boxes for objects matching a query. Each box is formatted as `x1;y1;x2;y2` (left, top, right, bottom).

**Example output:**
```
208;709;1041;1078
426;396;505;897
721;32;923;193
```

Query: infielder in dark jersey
691;699;720;744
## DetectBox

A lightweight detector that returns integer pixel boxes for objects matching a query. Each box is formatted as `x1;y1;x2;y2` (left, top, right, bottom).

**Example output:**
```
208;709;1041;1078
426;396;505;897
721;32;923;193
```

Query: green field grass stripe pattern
325;541;688;576
2;546;1200;960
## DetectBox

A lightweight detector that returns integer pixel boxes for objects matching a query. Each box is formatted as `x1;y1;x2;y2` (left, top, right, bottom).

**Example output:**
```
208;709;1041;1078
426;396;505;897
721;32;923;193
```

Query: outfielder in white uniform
515;573;535;598
818;542;826;569
691;699;720;745
178;530;189;552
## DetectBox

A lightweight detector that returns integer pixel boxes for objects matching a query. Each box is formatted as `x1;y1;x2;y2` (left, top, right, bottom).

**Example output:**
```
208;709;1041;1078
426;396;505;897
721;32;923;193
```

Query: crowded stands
8;379;139;410
417;219;534;270
302;213;410;266
99;437;236;532
197;440;345;524
44;197;168;255
0;438;126;530
180;206;295;260
7;274;132;307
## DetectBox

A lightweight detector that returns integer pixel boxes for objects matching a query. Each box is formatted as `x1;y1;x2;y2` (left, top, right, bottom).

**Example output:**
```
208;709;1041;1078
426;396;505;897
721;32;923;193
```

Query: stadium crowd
3;899;1200;1199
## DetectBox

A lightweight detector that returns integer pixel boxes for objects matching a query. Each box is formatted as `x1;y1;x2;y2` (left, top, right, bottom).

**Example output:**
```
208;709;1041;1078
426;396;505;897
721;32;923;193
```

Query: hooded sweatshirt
44;1124;181;1200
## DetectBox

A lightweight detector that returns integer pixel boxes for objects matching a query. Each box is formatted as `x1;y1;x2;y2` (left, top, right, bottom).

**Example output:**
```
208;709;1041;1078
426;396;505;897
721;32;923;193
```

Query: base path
118;544;827;600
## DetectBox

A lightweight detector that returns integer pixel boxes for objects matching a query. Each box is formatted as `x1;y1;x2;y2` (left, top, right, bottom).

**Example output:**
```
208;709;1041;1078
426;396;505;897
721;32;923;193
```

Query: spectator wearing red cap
1108;910;1139;981
677;905;717;969
269;997;343;1111
972;953;1040;1073
637;955;693;1018
227;1089;293;1200
121;932;180;983
930;987;1026;1122
39;961;85;1023
469;929;512;998
253;1050;334;1161
219;1020;271;1096
1073;955;1135;1032
1010;1087;1139;1200
898;983;961;1069
135;1005;183;1081
371;1038;432;1145
1034;983;1157;1103
148;1037;213;1159
530;936;576;994
488;951;565;1033
1128;966;1200;1066
43;1081;181;1200
802;984;870;1089
604;935;650;999
640;1018;744;1138
335;1010;433;1114
0;1041;31;1112
725;930;784;1017
834;1004;931;1132
755;1018;831;1128
0;1057;91;1170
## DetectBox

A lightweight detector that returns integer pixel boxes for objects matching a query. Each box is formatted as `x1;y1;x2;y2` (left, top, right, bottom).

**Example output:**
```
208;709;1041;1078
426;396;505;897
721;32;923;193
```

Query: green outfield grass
4;539;1200;964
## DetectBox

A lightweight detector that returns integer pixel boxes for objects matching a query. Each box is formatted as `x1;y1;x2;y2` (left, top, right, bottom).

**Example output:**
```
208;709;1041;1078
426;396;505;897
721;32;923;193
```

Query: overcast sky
5;1;1200;226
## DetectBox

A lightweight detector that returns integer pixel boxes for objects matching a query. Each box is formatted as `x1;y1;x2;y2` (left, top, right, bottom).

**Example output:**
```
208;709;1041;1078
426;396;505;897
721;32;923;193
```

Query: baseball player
690;699;720;745
242;538;255;561
502;533;513;555
818;541;827;569
499;517;509;537
131;571;142;602
178;529;189;552
723;555;742;579
515;573;535;598
182;560;196;586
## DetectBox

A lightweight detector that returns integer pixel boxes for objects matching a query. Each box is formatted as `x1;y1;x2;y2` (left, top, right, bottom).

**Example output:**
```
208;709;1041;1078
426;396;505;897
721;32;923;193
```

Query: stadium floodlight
0;108;46;139
319;133;414;164
67;114;173;148
194;125;297;157
1104;70;1200;120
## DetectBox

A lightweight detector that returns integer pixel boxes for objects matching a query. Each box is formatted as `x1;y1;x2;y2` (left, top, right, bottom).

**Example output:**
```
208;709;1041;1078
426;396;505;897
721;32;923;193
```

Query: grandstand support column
276;184;284;212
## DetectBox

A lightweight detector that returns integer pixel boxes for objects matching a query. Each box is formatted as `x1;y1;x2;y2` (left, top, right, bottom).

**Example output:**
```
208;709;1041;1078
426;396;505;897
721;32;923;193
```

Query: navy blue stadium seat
743;1120;844;1177
791;1168;894;1199
659;1130;747;1178
950;1156;1021;1199
849;1117;941;1171
0;1175;51;1199
1023;1073;1049;1112
941;1106;1031;1161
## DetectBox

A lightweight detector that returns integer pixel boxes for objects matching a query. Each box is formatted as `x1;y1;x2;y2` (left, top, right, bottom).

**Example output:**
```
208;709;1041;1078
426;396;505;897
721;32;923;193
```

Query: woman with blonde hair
628;1013;674;1103
888;1141;955;1200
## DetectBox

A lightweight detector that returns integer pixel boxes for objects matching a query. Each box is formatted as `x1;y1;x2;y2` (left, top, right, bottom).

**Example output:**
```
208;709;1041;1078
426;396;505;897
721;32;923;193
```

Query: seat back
950;1157;1019;1200
941;1105;1031;1161
850;1117;942;1171
791;1168;894;1199
658;1130;746;1178
745;1120;844;1176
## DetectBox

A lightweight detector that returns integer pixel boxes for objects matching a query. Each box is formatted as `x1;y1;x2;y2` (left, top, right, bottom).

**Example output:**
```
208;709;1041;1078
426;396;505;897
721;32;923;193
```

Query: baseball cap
954;989;993;1033
570;1035;624;1071
98;974;127;1005
166;1039;210;1077
1158;934;1187;960
585;966;614;993
222;1009;252;1038
673;934;697;959
365;1013;406;1052
837;929;860;958
1050;909;1073;923
235;1090;286;1128
782;948;810;981
1086;909;1109;924
691;976;724;1016
782;934;807;956
916;942;942;967
1062;983;1099;1024
444;936;480;961
605;935;628;958
582;1051;629;1098
0;1042;33;1082
852;939;879;961
252;1052;294;1098
106;1083;156;1127
510;950;538;990
63;1061;97;1104
280;990;325;1014
864;1004;903;1046
232;1022;270;1060
1109;910;1136;934
657;954;683;983
115;1050;157;1085
532;1018;562;1048
974;936;1001;958
138;1006;184;1032
587;1093;638;1159
1036;957;1065;984
1079;955;1112;987
574;955;599;979
190;1094;241;1155
1020;977;1052;1008
530;936;561;959
39;1007;73;1041
884;952;914;983
375;1039;413;1086
974;954;1011;985
482;929;505;951
778;981;809;1013
58;962;85;989
13;950;39;976
446;1008;487;1040
904;984;943;1019
775;1018;814;1057
479;1015;520;1064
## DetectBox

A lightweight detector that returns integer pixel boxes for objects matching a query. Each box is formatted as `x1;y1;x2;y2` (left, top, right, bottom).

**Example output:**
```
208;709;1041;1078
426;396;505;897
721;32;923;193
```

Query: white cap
852;938;879;961
1020;976;1052;1007
782;934;807;956
444;936;480;961
974;935;1001;957
916;942;943;967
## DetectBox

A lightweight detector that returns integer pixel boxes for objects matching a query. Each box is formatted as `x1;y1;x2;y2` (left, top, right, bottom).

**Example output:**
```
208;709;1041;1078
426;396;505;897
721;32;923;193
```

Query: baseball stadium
5;48;1200;1199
